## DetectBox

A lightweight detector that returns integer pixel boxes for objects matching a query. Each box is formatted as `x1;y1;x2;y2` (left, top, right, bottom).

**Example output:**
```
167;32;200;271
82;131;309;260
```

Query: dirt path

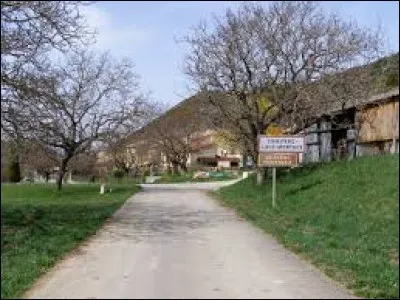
24;183;356;299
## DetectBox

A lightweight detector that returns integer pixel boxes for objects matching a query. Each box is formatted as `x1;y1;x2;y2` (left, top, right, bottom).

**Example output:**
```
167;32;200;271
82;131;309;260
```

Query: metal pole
272;167;276;208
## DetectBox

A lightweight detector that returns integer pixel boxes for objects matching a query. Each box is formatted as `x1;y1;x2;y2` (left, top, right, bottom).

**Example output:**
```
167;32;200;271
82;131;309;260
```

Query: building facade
302;87;399;163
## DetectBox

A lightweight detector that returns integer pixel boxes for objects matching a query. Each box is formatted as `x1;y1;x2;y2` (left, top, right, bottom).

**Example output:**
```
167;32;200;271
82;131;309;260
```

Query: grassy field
215;155;399;299
1;183;140;299
155;170;239;183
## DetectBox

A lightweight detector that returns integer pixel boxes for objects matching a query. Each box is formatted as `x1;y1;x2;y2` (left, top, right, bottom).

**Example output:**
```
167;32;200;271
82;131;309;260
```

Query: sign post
272;167;276;208
258;135;305;208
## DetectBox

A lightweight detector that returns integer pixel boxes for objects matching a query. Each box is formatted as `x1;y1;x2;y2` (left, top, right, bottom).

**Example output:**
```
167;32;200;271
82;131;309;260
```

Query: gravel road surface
24;182;356;299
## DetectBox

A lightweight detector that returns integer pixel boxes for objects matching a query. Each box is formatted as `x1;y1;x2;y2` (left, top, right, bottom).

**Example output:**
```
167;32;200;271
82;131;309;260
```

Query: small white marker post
100;184;105;195
272;167;276;208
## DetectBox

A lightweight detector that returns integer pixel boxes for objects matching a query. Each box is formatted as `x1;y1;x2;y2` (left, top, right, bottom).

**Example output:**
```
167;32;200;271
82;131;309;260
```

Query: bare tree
1;1;95;179
105;135;138;176
98;99;160;177
20;140;59;182
69;150;98;181
2;49;149;190
182;1;383;170
146;97;206;174
1;1;94;85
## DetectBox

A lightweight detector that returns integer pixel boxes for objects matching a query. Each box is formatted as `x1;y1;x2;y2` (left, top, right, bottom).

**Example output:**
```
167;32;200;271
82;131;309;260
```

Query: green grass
155;170;238;183
215;155;399;299
1;183;140;299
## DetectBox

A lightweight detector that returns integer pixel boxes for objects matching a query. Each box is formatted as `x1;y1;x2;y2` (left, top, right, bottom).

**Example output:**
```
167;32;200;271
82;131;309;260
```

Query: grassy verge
214;155;399;299
155;170;238;183
1;183;140;299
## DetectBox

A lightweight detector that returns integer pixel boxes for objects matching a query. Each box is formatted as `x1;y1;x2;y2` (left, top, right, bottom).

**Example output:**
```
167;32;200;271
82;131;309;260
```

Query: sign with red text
258;152;299;167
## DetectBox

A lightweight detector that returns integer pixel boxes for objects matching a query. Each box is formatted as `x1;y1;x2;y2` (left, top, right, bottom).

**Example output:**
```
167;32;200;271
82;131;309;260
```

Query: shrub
112;169;125;179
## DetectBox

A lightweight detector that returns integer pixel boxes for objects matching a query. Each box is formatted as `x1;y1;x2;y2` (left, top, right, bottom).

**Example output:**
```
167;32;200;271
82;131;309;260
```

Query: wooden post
347;129;357;160
272;167;276;209
305;123;320;163
320;119;332;162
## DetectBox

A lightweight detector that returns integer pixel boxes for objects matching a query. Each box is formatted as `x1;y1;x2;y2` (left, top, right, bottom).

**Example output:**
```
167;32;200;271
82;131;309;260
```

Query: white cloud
81;5;154;55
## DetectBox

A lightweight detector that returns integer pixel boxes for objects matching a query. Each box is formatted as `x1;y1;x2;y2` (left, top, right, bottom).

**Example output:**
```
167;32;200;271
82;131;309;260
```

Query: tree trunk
256;168;264;185
167;165;172;175
256;167;269;185
7;152;21;183
45;172;50;183
256;167;268;185
57;170;65;191
250;148;258;170
172;162;179;175
179;162;188;173
56;157;71;191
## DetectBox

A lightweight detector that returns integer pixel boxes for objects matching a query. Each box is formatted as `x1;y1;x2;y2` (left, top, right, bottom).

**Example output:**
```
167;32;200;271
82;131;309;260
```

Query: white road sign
258;135;305;153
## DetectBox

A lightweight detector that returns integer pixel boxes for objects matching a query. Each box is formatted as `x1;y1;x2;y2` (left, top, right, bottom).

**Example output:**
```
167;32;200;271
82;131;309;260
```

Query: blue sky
82;1;399;107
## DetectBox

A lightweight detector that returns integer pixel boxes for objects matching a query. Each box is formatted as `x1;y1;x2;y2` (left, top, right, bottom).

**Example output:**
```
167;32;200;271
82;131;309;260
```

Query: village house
186;129;243;169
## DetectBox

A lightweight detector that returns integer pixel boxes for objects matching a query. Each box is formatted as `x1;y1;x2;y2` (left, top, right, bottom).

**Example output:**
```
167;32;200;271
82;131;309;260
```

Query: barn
302;87;399;163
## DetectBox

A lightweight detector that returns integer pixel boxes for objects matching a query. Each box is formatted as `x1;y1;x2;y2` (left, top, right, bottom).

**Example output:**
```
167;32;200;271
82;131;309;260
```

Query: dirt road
25;182;356;299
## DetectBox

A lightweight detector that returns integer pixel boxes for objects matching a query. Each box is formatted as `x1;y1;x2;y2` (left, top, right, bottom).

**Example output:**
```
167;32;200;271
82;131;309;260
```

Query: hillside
143;52;400;133
370;52;399;91
125;91;212;143
215;155;399;299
